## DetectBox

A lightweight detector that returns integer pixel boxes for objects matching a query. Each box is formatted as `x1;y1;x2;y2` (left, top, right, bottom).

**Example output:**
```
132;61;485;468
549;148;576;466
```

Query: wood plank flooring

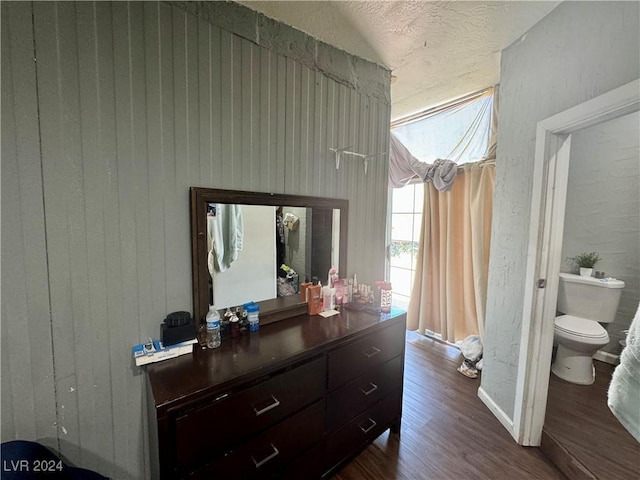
333;333;565;480
544;360;640;480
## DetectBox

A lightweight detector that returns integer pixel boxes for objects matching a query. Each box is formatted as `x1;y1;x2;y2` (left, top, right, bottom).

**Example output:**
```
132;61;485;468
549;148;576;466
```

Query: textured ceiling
238;1;560;120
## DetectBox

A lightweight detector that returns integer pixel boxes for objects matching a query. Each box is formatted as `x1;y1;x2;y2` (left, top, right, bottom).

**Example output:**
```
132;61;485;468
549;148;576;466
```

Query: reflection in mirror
207;203;340;309
191;188;348;324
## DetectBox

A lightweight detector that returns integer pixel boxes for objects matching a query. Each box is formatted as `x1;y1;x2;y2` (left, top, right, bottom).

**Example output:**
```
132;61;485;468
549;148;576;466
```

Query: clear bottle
206;305;221;349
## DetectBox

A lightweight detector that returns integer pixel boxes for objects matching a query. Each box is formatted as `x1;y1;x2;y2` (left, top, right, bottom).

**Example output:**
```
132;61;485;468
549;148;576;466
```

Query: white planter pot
580;267;593;277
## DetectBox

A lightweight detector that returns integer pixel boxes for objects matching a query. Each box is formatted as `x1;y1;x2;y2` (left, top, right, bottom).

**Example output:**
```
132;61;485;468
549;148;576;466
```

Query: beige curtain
407;161;494;342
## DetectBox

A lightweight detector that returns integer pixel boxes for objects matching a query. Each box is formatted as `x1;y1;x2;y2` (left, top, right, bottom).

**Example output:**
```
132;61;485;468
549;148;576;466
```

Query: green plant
390;240;419;258
570;251;601;268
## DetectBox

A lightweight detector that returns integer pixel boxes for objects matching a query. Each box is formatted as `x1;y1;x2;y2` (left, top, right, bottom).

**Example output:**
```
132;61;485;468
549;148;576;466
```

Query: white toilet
552;272;624;385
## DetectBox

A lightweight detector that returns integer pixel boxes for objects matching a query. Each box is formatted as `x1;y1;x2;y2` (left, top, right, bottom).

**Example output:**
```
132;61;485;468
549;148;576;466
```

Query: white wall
482;1;639;420
0;2;390;478
213;205;277;309
561;112;640;353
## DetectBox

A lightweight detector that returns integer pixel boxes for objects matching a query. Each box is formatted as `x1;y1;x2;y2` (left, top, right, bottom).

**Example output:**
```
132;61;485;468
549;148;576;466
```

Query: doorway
511;79;640;446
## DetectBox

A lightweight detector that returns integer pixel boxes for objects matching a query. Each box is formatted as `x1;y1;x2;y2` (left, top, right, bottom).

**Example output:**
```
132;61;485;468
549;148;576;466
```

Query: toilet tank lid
559;272;625;289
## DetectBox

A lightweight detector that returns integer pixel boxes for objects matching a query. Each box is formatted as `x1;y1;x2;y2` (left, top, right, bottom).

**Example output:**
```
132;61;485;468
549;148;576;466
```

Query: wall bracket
329;147;386;175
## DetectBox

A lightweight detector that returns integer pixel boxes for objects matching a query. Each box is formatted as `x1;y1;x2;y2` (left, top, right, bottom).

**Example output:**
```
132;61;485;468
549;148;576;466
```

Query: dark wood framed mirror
190;187;348;326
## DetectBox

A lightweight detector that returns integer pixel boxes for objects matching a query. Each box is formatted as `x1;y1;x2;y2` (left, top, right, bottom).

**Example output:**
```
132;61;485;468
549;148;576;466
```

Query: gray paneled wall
0;2;390;478
1;0;58;454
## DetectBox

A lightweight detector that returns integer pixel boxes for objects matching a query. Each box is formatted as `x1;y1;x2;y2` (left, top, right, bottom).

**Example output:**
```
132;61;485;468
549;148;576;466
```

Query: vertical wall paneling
95;1;129;473
186;10;200;188
1;1;58;448
219;29;233;187
250;42;262;192
240;39;253;189
210;24;223;187
3;2;391;477
313;72;326;198
197;15;211;182
111;3;143;474
306;66;317;195
144;2;169;318
74;2;114;472
259;50;273;190
240;40;255;190
121;3;152;475
163;4;190;310
34;0;87;463
230;36;243;190
160;2;182;309
171;6;188;191
275;55;287;193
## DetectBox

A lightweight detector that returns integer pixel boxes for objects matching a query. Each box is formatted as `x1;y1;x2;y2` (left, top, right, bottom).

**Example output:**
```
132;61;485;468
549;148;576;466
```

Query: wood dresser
146;307;407;479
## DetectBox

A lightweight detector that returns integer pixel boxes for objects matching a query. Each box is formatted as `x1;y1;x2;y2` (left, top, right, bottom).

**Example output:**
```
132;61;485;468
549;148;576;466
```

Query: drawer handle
362;346;381;358
253;395;281;416
359;418;377;434
251;443;280;469
360;382;378;396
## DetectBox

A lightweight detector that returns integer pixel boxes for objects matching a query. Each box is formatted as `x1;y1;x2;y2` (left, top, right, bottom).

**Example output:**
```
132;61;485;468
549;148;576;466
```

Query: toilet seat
554;314;608;339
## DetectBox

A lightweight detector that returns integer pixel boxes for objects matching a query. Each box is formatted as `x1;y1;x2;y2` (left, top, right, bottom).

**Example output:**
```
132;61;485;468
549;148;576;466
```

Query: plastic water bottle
206;305;221;349
245;302;260;332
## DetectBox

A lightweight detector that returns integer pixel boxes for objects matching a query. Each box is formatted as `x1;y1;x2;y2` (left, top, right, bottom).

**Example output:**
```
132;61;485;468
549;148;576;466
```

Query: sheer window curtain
391;87;498;342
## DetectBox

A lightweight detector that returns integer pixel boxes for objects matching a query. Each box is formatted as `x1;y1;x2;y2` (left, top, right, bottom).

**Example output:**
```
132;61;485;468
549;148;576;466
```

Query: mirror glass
191;188;348;323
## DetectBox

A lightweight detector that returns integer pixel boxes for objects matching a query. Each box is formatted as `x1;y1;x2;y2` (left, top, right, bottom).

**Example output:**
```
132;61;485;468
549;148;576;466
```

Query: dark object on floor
0;441;108;480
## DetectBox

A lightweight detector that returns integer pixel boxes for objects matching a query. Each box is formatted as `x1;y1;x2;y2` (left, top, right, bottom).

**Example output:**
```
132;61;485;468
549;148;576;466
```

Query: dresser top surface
146;307;406;410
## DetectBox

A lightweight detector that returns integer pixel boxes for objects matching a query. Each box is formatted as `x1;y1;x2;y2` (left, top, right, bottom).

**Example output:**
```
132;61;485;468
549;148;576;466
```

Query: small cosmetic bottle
300;276;312;302
307;282;323;315
322;286;336;312
380;282;392;313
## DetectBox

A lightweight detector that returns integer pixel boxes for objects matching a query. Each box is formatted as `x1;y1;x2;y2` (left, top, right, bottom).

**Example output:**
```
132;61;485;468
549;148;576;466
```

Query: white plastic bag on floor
457;335;483;379
459;335;483;362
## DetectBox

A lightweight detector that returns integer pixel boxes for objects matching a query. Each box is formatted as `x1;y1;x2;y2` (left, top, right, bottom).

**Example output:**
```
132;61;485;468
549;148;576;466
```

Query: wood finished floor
544;360;640;480
333;332;565;480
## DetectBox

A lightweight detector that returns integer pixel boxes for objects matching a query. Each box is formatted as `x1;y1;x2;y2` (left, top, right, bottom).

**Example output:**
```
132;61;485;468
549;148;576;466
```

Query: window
388;89;494;307
389;183;423;309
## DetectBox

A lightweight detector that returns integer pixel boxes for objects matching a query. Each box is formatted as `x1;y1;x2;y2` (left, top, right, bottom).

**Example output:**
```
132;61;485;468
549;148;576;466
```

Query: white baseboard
478;386;515;440
594;350;619;365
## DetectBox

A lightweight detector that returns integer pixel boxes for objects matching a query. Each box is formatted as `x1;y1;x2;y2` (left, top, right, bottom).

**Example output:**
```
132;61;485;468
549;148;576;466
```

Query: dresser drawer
190;400;325;479
174;357;325;470
325;389;402;470
328;321;405;391
326;355;403;432
279;440;326;480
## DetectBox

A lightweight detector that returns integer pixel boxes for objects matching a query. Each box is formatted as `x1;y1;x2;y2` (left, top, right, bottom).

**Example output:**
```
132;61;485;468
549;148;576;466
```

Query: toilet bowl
551;273;624;385
552;315;609;385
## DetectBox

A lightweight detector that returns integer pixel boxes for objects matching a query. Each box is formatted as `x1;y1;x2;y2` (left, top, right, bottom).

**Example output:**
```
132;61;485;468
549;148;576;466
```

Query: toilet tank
557;273;624;323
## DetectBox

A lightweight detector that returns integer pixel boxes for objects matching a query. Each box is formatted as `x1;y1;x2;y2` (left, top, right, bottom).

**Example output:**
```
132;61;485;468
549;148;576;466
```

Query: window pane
392;185;415;213
390;266;413;298
389;242;414;269
413;183;424;213
390;213;416;242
